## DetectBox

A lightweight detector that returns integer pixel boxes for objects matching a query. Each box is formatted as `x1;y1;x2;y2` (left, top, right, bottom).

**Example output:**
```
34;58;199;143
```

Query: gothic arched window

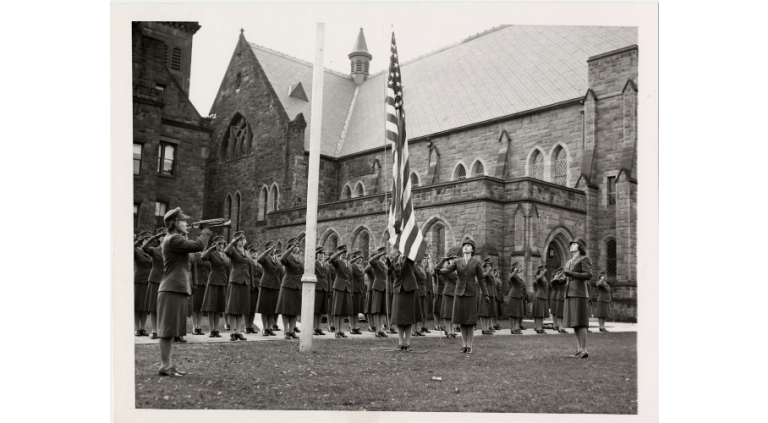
270;185;279;212
221;114;251;161
530;150;544;180
342;185;352;200
258;187;268;220
606;239;617;277
410;172;419;188
454;163;467;181
472;160;485;177
553;147;567;186
354;182;365;198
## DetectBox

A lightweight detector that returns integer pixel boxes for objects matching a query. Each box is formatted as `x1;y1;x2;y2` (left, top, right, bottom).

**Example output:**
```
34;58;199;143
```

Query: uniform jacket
392;257;417;293
596;280;612;302
439;255;488;298
350;262;365;294
364;265;375;292
414;263;427;297
202;249;230;286
439;264;458;296
247;258;262;291
143;245;164;283
330;257;353;292
507;274;526;299
134;247;153;284
326;261;337;291
369;259;388;292
533;274;549;299
159;231;212;295
314;260;329;292
551;272;567;301
484;272;496;298
257;253;282;290
435;272;446;297
225;245;251;285
193;253;210;287
280;250;304;290
564;255;593;298
424;265;434;294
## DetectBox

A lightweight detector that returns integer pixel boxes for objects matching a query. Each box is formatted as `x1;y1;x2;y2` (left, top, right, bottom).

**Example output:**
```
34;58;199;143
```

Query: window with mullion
607;176;617;206
157;143;175;176
133;143;142;175
154;201;168;228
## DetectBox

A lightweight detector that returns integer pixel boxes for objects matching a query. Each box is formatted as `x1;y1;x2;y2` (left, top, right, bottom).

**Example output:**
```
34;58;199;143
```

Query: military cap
286;237;298;248
233;231;245;239
264;241;275;249
212;235;224;244
274;249;282;255
155;227;167;235
483;257;493;264
163;207;189;226
536;264;545;271
315;247;325;255
447;252;459;259
377;246;387;254
247;244;259;252
510;261;521;270
461;237;476;250
570;237;587;249
336;245;347;252
139;231;153;238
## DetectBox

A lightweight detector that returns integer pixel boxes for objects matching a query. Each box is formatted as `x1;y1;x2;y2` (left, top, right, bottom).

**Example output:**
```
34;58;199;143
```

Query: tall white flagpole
299;22;325;352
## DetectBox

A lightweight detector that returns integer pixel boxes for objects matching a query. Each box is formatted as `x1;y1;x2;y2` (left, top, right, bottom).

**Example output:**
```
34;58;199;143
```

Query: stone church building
132;22;639;318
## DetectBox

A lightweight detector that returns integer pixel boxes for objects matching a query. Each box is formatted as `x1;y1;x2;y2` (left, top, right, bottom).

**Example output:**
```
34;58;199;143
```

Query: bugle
190;218;231;229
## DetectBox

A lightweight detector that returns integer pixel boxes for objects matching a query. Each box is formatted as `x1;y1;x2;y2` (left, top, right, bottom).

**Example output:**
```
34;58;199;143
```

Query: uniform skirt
532;298;548;318
555;299;565;318
391;289;422;326
595;301;611;318
157;291;188;338
201;284;227;313
505;297;525;318
144;282;160;313
332;289;353;316
352;292;364;314
441;294;455;319
563;297;590;328
314;290;329;315
426;292;434;315
452;295;478;325
369;290;387;314
134;283;148;312
364;290;373;314
225;283;250;316
249;288;259;316
496;297;504;317
256;287;279;315
192;285;206;313
433;294;443;316
387;292;393;317
478;295;492;317
276;287;301;316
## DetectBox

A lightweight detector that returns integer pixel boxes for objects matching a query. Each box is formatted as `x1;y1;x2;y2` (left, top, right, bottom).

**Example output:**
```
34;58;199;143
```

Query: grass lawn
135;331;637;413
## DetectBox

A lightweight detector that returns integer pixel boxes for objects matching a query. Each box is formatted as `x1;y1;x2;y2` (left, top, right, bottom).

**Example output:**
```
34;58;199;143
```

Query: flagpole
299;22;325;353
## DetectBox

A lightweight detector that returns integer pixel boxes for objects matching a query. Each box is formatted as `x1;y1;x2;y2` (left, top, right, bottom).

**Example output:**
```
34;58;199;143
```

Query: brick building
132;24;639;318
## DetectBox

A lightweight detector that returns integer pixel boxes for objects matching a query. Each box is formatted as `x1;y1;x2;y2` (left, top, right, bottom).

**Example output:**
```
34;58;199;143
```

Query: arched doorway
544;232;570;307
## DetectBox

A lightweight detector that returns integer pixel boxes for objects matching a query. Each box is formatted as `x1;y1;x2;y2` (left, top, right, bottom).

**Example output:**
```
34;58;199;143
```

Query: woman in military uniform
134;232;153;336
436;238;489;354
142;228;167;339
201;236;229;337
437;252;458;338
560;237;594;358
190;249;211;335
594;271;612;332
313;247;329;336
245;244;262;334
276;238;304;339
329;246;353;338
348;251;366;335
478;259;494;335
256;242;280;337
551;265;567;334
411;253;429;337
368;247;389;338
325;254;337;332
505;262;525;335
223;232;250;341
390;252;422;351
532;265;549;334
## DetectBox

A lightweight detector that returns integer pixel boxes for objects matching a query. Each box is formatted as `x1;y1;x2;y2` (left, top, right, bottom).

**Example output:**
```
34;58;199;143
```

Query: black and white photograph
112;1;658;421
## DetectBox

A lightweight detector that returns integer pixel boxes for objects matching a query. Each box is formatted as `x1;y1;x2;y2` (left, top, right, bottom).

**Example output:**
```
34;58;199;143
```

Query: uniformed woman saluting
200;236;229;337
245;244;262;334
594;271;612;332
329;245;353;338
134;231;153;336
368;247;389;338
190;249;211;335
255;242;280;337
312;247;329;336
505;262;526;335
142;228;167;339
390;253;422;351
436;237;489;354
437;252;459;338
560;237;593;358
276;238;304;340
531;265;550;334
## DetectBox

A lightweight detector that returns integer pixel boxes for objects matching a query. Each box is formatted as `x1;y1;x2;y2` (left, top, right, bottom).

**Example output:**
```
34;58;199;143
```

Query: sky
186;3;508;115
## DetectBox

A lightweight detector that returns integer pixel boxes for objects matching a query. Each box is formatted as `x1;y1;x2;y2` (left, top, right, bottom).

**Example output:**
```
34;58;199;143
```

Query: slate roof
249;25;637;158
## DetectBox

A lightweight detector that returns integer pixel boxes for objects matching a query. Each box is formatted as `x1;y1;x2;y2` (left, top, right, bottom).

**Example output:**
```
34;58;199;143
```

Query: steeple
348;27;372;86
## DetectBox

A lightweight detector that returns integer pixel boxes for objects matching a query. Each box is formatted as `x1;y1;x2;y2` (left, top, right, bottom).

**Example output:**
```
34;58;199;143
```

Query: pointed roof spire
349;27;372;60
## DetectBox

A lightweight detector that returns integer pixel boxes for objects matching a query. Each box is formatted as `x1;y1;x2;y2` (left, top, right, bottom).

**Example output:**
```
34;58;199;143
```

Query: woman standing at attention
531;265;550;334
505;262;526;335
134;231;153;336
436;237;489;354
561;237;594;358
200;236;229;337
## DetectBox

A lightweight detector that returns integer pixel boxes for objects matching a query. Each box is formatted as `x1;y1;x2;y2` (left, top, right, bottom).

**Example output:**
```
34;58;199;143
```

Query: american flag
385;32;426;262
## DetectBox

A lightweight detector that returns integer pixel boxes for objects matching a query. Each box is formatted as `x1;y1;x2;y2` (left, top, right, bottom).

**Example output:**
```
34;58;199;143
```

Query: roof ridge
248;42;351;79
368;24;514;78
